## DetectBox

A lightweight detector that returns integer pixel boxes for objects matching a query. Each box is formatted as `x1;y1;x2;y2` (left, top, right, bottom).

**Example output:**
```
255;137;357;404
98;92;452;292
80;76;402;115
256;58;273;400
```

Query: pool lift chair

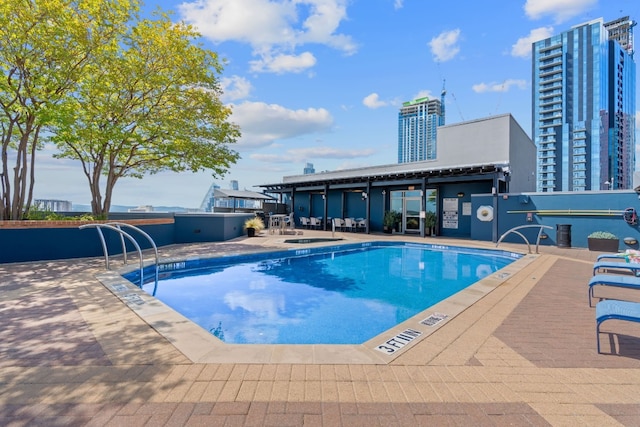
283;213;295;233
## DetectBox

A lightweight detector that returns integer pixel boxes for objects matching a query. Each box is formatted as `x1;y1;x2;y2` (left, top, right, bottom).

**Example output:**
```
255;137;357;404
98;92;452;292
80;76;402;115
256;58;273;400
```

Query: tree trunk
8;115;38;219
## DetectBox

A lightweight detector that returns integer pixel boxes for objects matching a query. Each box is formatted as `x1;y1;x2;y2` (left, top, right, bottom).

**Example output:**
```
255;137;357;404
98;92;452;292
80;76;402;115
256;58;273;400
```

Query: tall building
199;182;221;212
303;163;315;174
532;16;636;192
34;199;72;212
397;94;445;163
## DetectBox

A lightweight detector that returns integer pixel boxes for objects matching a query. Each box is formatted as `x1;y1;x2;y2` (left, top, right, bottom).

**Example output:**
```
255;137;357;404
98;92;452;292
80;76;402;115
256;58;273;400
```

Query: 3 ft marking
375;329;422;355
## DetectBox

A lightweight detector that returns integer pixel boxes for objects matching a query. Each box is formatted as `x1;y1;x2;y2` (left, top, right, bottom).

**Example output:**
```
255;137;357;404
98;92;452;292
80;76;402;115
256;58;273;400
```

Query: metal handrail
106;222;159;286
79;222;161;288
496;224;553;254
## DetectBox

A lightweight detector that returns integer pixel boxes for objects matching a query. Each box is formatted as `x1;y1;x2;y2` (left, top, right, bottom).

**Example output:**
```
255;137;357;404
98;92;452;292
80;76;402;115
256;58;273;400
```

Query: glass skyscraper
532;17;636;192
397;96;444;163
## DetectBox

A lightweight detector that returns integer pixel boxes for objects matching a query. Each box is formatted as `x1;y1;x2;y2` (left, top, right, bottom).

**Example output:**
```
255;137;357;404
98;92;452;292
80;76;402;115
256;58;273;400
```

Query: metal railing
79;222;159;287
496;224;553;254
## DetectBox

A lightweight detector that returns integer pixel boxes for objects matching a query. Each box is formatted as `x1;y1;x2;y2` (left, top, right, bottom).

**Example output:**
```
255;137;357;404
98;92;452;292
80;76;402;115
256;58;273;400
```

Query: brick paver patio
1;232;640;426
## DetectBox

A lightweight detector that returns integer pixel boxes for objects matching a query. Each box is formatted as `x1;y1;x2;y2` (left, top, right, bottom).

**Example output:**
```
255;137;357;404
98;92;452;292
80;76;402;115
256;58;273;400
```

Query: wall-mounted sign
443;198;458;229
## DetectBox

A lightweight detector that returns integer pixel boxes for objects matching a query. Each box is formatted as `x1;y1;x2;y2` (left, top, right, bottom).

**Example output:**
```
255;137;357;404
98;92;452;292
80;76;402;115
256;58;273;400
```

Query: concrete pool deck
2;230;640;425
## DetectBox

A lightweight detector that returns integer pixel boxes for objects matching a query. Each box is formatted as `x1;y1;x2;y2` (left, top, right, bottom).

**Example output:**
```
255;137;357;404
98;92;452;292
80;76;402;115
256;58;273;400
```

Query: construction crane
449;91;465;121
440;79;447;125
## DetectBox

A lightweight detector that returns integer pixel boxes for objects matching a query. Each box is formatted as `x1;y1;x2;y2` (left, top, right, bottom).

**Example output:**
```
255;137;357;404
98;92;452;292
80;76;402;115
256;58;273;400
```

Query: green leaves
1;1;240;217
0;0;136;218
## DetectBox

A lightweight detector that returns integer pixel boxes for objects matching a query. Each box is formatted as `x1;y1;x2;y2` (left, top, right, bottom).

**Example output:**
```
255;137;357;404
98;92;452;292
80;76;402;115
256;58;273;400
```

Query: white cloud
220;75;253;101
178;0;356;74
229;101;333;148
362;93;387;109
412;90;435;100
251;146;375;163
524;0;597;23
429;29;461;62
472;79;527;93
394;0;404;9
249;51;317;74
512;27;555;58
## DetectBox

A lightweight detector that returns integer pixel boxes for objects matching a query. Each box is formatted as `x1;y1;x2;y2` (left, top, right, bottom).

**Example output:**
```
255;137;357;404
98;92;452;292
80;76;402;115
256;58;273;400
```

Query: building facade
397;96;444;163
532;16;636;192
262;114;534;240
34;199;72;212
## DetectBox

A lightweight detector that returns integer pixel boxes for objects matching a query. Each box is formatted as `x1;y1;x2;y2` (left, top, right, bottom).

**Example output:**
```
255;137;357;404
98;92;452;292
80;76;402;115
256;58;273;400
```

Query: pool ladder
496;224;553;254
79;222;159;288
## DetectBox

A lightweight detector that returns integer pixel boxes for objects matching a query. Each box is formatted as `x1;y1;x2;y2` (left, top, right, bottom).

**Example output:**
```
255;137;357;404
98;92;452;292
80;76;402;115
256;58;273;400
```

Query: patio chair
588;274;640;306
332;218;344;231
593;260;640;276
300;217;310;229
596;299;640;353
310;217;322;230
356;218;367;232
343;218;356;232
596;253;624;262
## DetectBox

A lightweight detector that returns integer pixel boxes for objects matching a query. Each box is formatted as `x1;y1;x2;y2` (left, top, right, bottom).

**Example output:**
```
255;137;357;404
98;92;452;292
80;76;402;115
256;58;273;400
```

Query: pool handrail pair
79;222;159;287
496;224;553;254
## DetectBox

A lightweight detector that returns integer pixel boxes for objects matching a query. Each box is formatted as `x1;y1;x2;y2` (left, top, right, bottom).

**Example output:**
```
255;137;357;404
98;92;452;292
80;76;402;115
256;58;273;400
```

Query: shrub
244;216;265;232
383;210;401;227
588;231;618;239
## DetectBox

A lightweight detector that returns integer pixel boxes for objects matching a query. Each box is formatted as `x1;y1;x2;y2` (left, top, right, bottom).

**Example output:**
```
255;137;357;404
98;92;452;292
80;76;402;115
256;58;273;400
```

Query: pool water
129;243;520;345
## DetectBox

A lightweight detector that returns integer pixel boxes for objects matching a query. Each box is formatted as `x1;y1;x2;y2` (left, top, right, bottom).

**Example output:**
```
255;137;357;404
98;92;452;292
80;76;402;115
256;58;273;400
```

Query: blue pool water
125;242;520;345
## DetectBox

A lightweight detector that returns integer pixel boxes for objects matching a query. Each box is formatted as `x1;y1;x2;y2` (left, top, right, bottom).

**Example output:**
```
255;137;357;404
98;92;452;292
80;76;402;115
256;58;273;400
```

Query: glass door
403;197;422;233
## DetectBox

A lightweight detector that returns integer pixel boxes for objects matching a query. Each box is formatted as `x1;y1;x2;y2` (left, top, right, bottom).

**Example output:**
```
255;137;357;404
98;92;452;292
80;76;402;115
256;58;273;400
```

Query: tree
0;0;135;219
50;14;240;216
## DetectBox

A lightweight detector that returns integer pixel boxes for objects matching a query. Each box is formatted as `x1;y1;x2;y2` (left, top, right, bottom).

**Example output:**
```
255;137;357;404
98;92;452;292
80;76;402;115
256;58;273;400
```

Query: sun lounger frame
588;274;640;306
596;299;640;353
592;261;640;276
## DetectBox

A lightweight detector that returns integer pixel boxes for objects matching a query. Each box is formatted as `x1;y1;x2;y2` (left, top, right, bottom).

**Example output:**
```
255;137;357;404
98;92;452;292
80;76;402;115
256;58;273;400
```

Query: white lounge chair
310;217;322;230
343;218;356;232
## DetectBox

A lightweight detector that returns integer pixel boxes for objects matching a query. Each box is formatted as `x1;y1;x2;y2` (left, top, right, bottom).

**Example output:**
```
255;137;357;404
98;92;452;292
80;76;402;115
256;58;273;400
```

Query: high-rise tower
397;96;444;163
532;16;636;191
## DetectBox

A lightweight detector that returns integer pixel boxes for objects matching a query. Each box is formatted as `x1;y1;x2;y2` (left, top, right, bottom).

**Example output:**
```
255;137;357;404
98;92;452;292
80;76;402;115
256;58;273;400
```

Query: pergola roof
259;162;506;191
213;188;275;200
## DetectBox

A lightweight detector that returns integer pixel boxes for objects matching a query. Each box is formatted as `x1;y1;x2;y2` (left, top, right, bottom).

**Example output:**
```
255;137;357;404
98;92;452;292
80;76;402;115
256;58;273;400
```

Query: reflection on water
143;246;515;344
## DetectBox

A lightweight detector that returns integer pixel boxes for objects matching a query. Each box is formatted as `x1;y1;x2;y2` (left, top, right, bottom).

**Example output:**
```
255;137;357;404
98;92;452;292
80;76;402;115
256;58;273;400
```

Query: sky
32;0;640;209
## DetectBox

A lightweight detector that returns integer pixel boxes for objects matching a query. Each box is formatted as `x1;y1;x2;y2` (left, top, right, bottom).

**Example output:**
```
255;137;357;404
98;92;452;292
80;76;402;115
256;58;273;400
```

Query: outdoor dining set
299;216;367;232
265;213;368;235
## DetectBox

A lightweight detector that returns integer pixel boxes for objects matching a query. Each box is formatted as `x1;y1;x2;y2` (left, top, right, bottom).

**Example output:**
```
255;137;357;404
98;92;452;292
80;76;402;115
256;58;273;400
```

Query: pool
124;242;521;345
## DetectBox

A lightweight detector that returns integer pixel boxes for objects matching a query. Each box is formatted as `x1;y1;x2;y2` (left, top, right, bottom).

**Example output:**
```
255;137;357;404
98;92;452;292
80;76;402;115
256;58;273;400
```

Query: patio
1;230;640;426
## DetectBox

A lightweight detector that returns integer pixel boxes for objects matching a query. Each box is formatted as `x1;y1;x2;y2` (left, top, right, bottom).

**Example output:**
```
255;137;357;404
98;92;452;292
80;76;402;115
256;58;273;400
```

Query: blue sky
34;0;639;208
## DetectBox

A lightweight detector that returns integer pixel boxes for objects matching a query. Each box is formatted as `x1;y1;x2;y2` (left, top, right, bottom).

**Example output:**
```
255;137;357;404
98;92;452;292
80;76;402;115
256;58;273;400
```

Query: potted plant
424;211;437;236
244;216;265;237
587;231;619;252
383;211;400;234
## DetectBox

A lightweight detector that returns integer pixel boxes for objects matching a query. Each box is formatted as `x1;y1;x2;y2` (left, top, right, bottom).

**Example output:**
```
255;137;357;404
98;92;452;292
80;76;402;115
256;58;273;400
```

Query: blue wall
174;214;249;243
438;181;492;238
0;213;253;264
471;191;640;250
